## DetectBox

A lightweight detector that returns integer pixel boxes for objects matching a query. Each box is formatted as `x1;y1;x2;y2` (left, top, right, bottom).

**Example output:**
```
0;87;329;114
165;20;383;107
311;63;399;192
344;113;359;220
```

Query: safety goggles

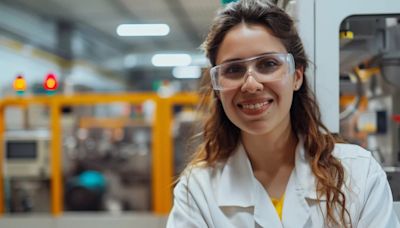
210;53;295;91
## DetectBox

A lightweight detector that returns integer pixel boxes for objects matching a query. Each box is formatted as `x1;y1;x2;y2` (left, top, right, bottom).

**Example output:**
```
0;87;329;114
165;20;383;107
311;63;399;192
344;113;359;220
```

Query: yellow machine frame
0;92;199;216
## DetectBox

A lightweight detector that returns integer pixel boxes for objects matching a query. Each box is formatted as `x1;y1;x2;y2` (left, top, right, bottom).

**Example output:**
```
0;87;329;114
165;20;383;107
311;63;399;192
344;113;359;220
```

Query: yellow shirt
271;194;285;220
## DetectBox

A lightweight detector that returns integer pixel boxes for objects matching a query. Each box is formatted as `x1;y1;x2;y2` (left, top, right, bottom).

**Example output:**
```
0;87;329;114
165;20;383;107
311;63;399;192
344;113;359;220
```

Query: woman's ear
293;66;304;91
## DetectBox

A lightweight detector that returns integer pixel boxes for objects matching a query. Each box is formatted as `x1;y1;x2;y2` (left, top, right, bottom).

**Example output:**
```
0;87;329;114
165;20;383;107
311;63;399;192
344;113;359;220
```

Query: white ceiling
6;0;221;55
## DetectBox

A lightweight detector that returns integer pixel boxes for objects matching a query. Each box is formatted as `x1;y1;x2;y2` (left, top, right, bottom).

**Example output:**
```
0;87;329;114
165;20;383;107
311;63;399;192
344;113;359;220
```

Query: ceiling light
172;66;201;79
116;24;170;36
152;54;191;67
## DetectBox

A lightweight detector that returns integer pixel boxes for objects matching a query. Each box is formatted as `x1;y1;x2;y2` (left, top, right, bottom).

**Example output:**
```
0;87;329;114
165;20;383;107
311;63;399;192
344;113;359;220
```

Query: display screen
6;141;37;159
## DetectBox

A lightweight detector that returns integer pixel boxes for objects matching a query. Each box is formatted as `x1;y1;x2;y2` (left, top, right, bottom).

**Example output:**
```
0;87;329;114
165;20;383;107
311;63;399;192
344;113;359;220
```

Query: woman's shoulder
333;143;371;157
332;143;384;179
175;161;225;190
332;143;377;163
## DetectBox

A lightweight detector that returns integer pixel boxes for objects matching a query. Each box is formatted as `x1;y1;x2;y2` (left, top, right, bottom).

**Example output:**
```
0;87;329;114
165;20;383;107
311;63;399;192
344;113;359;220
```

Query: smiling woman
215;23;300;136
166;0;400;228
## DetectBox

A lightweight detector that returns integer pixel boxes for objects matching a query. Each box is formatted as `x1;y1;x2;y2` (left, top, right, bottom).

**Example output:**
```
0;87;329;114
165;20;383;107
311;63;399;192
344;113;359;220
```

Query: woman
167;0;400;227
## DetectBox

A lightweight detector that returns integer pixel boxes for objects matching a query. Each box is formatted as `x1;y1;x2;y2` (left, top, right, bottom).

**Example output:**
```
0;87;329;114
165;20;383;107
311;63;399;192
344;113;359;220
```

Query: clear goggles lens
210;53;295;90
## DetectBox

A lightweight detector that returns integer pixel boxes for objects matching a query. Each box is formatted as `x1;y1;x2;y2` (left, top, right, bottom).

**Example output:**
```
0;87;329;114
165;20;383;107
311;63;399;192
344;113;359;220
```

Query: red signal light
44;73;58;91
13;75;26;92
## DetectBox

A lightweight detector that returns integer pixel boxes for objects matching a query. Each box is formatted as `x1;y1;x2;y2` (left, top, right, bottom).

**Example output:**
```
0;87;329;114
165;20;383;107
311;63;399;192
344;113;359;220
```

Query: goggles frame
210;53;295;91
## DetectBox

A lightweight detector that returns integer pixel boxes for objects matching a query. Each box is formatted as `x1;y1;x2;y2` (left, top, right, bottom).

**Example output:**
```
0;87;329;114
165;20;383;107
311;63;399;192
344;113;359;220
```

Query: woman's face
215;23;303;136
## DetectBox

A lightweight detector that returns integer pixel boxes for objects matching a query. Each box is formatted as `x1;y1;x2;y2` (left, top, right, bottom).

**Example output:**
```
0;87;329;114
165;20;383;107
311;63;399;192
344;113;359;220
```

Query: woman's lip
237;99;273;115
237;98;273;105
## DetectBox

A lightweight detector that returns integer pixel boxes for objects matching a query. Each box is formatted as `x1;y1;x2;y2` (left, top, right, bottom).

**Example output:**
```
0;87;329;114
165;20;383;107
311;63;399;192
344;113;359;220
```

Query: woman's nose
240;74;263;93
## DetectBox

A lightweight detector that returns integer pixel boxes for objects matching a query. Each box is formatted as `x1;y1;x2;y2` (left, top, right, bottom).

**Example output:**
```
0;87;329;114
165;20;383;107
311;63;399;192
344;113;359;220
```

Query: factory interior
0;0;400;227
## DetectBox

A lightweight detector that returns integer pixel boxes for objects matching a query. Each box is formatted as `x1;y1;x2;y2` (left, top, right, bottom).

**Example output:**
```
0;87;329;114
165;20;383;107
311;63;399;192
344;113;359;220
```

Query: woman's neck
241;125;298;198
241;126;298;174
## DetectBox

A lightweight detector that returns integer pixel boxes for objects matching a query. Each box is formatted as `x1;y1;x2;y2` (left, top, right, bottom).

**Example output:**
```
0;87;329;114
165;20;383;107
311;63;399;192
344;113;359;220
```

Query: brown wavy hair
186;0;351;227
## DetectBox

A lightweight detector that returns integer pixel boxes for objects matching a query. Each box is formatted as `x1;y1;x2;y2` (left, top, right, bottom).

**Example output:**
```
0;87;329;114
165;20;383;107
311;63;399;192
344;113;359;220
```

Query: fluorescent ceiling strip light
116;24;170;36
152;54;191;67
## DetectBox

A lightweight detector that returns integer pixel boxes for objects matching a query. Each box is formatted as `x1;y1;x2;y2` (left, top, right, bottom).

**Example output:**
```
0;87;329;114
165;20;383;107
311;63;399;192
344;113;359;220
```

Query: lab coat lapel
217;144;255;207
253;180;283;228
282;138;313;228
282;168;312;227
292;137;325;200
217;140;317;228
217;144;283;227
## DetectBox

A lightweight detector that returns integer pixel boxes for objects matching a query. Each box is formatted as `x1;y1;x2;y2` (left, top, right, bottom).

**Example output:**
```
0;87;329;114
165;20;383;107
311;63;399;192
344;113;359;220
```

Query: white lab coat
167;139;400;228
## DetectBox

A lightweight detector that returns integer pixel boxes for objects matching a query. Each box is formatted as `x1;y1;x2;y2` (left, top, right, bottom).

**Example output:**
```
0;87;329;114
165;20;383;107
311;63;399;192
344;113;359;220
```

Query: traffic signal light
43;73;58;92
13;75;26;95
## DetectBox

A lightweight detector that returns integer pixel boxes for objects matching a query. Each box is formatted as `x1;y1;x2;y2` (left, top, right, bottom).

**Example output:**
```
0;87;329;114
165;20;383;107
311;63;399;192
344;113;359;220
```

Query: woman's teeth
241;101;270;110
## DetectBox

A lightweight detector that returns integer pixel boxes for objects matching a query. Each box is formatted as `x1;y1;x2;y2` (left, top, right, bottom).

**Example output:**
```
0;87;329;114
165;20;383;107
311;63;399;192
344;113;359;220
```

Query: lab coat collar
282;136;314;228
216;137;318;227
216;137;322;207
294;136;326;201
217;143;256;207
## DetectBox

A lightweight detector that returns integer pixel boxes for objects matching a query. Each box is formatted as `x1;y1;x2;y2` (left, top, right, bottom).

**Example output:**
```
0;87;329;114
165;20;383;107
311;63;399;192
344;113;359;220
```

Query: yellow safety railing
0;92;199;216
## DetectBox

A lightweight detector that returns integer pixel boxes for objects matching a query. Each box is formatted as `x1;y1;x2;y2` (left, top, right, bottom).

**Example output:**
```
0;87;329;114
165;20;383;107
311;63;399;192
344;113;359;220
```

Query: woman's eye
223;64;245;76
258;60;278;68
257;58;281;73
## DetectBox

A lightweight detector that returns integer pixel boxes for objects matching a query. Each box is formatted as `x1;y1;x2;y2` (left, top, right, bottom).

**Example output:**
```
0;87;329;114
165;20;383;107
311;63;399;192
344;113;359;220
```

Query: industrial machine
0;92;199;216
338;15;400;199
3;129;51;213
4;129;50;178
283;0;400;199
338;15;400;166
